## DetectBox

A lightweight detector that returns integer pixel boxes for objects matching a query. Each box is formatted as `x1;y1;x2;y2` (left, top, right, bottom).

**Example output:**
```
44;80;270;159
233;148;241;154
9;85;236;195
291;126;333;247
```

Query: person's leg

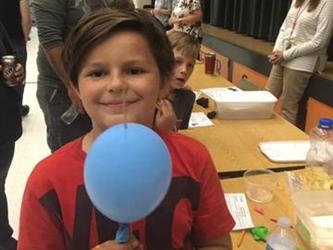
37;84;91;152
49;87;92;151
265;64;284;98
280;68;312;124
0;142;16;250
36;84;57;151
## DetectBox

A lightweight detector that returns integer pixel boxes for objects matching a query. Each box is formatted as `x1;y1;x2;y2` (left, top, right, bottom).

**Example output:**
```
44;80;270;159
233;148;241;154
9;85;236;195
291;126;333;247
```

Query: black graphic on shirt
39;177;201;250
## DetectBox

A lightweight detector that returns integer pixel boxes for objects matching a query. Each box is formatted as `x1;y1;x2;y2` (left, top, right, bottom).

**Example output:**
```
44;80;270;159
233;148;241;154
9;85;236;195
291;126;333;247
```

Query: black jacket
0;21;22;145
171;88;196;130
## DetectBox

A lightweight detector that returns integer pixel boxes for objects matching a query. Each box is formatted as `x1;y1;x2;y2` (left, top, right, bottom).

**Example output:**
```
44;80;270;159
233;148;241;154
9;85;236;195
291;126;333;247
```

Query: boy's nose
106;75;127;93
179;64;188;75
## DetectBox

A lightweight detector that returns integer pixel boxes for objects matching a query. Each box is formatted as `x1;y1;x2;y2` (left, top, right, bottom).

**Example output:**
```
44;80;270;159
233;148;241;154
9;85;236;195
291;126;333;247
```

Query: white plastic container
293;190;333;250
212;91;277;120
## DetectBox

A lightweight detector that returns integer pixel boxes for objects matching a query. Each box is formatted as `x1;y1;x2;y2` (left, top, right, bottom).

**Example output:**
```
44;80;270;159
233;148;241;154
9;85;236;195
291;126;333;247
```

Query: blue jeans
0;142;15;245
36;84;92;152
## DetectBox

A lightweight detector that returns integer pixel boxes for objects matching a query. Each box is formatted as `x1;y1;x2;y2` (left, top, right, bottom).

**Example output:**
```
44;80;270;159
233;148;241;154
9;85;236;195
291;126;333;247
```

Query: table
221;172;309;249
180;63;309;177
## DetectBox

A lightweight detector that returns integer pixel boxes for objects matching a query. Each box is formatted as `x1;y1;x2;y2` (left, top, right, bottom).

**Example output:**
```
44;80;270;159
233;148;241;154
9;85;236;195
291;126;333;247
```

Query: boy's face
76;31;161;133
169;48;195;89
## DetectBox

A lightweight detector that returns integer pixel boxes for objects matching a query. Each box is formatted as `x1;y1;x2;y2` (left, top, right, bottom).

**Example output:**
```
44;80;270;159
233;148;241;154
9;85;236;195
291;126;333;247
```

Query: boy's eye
88;70;106;78
188;63;194;69
126;68;145;75
175;60;182;65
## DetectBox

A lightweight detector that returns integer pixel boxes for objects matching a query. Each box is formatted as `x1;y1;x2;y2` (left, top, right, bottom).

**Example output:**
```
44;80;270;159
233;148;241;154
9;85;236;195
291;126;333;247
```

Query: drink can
204;52;216;75
1;55;18;87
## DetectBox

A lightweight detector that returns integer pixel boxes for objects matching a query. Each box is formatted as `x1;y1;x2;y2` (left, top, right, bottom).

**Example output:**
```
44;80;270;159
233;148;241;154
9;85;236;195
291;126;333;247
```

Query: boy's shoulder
29;138;84;181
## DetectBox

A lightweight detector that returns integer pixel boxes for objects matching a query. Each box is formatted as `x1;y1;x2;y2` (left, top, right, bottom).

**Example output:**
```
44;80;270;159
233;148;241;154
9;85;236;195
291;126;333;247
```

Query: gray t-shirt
32;0;112;87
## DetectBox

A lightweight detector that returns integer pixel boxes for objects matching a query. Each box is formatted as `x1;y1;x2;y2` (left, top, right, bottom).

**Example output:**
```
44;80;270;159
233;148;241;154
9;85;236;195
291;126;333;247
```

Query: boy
156;31;199;130
18;9;234;249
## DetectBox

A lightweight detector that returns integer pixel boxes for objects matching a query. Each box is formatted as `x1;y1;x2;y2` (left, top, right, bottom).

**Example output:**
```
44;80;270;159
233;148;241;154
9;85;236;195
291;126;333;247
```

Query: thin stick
122;84;129;129
237;230;246;248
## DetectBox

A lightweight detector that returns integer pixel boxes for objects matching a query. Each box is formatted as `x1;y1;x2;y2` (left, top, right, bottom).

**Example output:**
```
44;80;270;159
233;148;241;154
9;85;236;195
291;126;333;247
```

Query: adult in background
0;0;31;117
151;0;172;29
0;21;25;250
168;0;202;41
266;0;333;125
31;0;134;152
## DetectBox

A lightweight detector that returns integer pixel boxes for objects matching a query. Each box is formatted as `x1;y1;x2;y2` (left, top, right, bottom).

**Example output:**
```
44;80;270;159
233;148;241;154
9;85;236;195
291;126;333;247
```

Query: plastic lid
277;217;291;228
318;118;333;129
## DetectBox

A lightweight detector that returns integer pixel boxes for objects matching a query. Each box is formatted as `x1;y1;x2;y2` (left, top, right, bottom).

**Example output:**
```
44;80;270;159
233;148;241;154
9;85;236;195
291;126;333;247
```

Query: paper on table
259;140;310;163
225;193;255;231
188;112;214;128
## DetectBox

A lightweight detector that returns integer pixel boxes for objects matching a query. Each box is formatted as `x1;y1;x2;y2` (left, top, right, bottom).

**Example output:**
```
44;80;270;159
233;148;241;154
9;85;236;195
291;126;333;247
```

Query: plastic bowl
243;169;277;203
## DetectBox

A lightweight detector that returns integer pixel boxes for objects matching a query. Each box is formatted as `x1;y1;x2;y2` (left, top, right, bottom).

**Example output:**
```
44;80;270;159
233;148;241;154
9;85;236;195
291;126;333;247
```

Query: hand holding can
1;55;18;87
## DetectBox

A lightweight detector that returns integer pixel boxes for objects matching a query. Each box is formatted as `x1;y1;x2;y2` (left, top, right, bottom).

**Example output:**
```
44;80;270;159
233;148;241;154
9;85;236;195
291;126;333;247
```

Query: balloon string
122;83;129;129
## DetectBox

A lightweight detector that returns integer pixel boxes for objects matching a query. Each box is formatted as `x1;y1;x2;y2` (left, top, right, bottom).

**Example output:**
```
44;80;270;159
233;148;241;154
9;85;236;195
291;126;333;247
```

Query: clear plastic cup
243;169;277;203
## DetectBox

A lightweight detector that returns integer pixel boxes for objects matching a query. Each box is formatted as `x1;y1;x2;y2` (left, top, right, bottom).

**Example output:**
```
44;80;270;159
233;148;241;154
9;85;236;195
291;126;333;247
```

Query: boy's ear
69;81;81;97
158;82;171;99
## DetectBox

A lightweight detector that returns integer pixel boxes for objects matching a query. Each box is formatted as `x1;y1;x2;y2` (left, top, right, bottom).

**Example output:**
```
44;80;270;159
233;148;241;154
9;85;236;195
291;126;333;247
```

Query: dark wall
202;0;333;61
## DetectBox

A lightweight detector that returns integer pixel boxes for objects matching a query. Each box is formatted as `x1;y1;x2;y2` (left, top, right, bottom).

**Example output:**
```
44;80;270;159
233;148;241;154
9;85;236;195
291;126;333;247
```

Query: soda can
1;55;18;87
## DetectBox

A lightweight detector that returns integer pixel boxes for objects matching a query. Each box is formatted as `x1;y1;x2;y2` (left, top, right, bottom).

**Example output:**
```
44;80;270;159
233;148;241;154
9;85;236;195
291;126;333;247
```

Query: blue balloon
84;123;172;224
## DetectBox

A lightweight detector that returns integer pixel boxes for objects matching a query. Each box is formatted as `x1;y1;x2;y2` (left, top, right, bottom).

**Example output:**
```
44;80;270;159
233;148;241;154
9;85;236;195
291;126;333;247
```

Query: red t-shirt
18;131;234;250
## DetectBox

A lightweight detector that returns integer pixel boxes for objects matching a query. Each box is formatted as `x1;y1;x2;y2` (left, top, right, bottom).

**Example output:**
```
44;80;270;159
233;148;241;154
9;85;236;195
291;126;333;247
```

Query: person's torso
282;0;331;72
154;0;172;27
284;0;327;45
0;0;24;41
33;134;209;249
172;0;202;38
35;0;112;86
0;22;22;144
170;88;195;129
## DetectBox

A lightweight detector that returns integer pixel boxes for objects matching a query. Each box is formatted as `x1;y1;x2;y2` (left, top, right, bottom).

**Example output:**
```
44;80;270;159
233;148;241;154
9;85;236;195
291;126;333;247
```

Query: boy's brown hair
63;8;174;87
167;31;200;61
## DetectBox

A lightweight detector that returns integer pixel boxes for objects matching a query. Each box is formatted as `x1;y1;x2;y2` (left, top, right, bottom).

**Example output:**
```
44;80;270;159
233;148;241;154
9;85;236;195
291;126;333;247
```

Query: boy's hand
91;236;143;250
155;99;178;131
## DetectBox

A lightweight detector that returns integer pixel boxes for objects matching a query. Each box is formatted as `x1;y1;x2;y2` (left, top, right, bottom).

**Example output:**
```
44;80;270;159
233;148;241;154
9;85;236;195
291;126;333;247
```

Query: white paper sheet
188;112;214;128
225;193;255;231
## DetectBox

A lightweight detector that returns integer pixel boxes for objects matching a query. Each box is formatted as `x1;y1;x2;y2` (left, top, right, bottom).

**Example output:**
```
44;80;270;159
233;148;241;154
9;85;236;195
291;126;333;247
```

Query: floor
6;27;50;239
